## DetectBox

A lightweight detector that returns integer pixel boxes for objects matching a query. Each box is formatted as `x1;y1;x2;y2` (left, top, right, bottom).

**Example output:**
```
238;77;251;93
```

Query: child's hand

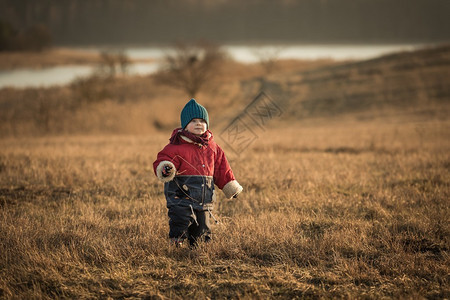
162;165;173;177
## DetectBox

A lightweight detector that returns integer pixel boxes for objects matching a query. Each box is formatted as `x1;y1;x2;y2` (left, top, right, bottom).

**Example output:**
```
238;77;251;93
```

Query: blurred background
1;2;450;298
0;0;449;136
2;0;449;46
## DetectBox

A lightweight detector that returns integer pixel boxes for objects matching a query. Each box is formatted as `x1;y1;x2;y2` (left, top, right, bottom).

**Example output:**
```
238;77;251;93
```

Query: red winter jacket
153;129;242;209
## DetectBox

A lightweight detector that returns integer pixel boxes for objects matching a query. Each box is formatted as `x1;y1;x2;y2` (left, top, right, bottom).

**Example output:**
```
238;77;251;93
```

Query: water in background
0;62;158;89
127;44;422;61
0;44;423;89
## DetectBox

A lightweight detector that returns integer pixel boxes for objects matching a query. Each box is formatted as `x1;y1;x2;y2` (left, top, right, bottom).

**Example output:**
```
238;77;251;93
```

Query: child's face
185;118;207;136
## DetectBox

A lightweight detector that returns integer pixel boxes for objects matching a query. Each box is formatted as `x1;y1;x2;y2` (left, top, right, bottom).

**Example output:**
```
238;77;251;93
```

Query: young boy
153;98;243;247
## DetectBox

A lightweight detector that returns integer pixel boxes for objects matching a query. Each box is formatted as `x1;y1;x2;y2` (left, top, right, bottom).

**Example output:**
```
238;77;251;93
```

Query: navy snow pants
168;205;211;246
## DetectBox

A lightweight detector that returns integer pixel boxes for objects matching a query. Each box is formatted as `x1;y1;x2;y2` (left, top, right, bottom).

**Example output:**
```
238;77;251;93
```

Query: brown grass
0;57;342;137
0;117;449;298
2;44;448;138
0;44;449;298
0;48;102;70
0;47;154;70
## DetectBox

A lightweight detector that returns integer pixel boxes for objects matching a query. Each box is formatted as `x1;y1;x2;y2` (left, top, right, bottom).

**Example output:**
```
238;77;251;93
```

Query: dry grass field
1;117;449;299
0;48;103;70
0;48;155;70
0;44;449;298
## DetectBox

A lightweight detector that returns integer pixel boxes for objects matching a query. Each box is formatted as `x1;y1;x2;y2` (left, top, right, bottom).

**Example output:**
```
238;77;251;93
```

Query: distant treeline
0;20;51;51
0;0;449;46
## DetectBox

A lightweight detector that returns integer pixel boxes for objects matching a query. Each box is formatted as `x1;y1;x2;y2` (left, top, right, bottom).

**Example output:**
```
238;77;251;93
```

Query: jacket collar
169;128;213;147
180;131;212;147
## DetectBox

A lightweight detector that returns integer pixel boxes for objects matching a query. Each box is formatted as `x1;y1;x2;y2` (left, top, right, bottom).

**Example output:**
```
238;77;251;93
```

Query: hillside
0;44;449;137
243;44;450;121
294;44;450;117
0;44;448;299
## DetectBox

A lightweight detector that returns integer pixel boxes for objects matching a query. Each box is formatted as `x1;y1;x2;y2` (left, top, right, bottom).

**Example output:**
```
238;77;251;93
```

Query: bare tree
252;46;284;75
154;41;227;97
96;50;130;78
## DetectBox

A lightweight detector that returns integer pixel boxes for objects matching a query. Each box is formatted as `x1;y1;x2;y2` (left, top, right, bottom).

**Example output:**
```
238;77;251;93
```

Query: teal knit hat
180;99;209;129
